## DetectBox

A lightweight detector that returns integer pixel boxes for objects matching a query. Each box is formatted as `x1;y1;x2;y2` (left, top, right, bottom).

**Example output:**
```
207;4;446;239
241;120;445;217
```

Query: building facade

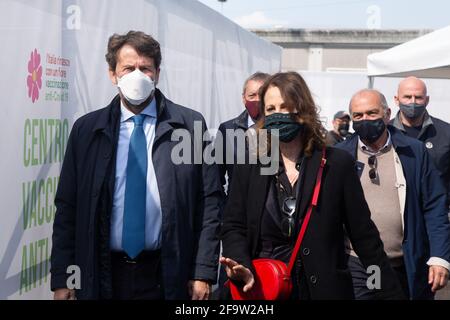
252;29;432;72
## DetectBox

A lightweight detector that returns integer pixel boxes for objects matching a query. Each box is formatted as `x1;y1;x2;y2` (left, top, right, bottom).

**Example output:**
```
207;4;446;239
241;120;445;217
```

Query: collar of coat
338;125;414;161
232;110;250;130
392;110;434;139
91;89;185;140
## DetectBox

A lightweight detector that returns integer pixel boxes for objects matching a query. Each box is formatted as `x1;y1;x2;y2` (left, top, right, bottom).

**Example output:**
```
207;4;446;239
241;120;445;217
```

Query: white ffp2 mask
117;69;155;105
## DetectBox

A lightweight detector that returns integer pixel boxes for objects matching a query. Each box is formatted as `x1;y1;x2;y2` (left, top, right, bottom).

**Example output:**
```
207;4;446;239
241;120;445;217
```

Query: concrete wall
252;29;433;72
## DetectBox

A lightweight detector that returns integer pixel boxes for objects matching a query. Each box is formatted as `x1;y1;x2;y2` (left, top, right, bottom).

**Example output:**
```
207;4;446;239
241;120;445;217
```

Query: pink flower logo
26;49;42;103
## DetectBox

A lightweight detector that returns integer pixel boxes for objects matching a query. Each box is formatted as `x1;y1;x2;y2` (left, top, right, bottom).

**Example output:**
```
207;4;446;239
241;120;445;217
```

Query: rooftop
251;28;433;48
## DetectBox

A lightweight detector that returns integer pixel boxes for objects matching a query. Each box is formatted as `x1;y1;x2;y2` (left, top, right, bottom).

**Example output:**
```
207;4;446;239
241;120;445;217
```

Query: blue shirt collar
120;97;157;123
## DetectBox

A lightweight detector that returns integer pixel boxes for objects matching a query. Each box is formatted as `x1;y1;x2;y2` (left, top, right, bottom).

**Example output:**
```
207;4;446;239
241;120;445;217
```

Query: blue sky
197;0;450;30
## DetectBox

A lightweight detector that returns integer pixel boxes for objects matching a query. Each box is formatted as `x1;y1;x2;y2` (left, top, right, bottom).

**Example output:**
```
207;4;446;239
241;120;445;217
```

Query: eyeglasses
281;196;296;238
368;155;378;181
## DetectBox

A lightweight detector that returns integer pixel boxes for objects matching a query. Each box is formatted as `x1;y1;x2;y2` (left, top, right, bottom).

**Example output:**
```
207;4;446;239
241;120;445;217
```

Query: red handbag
226;149;327;300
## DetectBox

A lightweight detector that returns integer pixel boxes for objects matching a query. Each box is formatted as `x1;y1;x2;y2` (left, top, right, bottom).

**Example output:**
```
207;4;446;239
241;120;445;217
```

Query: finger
190;285;200;300
232;265;250;277
443;270;450;282
431;274;440;292
428;267;435;284
224;266;234;279
221;258;239;269
196;287;207;300
219;260;234;274
199;289;207;300
243;277;255;293
439;274;447;289
199;286;207;300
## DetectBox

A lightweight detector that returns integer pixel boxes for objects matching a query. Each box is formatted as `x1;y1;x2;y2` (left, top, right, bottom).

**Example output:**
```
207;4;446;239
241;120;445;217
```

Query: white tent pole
368;76;374;89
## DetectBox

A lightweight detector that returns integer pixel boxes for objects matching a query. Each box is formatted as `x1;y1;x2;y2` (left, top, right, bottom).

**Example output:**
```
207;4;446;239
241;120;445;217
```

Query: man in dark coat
50;31;222;300
391;76;450;210
336;89;450;299
325;110;351;146
217;72;270;192
214;72;269;299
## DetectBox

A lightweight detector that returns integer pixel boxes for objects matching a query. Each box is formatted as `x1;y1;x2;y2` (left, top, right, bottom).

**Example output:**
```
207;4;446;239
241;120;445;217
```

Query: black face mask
352;118;386;144
264;113;304;143
338;123;350;137
399;103;426;119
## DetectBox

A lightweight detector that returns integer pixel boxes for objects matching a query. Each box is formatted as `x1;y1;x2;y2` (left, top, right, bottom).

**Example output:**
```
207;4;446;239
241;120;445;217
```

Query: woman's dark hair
256;71;326;156
105;31;162;71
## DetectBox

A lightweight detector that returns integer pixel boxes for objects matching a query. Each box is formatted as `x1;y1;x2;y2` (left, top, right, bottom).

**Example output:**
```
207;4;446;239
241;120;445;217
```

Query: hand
188;280;211;300
219;257;255;292
54;288;76;300
428;265;449;292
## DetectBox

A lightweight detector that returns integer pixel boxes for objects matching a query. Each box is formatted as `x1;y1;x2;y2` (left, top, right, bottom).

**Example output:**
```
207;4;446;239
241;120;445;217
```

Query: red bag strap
287;148;326;274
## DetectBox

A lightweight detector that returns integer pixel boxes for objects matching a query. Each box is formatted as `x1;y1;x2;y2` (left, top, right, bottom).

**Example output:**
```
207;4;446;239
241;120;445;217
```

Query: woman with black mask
219;72;405;300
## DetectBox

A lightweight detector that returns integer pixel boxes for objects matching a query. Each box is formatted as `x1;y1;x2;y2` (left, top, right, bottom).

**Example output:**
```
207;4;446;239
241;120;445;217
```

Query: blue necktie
122;114;147;259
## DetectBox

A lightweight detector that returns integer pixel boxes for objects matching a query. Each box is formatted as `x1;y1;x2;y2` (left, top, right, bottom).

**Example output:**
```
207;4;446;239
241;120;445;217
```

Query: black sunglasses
281;196;296;238
368;155;377;181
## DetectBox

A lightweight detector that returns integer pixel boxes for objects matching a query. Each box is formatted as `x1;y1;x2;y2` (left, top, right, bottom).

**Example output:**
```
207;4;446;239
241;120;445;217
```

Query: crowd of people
50;30;450;300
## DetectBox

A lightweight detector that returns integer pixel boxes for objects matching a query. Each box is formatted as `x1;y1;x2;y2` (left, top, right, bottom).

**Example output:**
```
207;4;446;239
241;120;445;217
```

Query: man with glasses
336;89;450;300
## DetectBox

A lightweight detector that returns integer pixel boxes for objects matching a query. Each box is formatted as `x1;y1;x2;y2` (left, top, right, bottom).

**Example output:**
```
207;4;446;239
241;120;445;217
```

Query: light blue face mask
399;103;426;119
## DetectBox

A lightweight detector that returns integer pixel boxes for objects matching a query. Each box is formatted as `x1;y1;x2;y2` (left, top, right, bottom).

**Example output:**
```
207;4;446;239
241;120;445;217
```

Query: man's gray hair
349;89;389;114
242;71;271;95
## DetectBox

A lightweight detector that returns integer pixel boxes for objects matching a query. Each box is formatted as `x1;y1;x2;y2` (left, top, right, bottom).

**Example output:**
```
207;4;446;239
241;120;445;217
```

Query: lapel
153;89;184;144
249;165;271;255
233;110;250;130
251;165;271;220
297;148;323;219
89;96;121;220
92;94;121;141
91;95;121;171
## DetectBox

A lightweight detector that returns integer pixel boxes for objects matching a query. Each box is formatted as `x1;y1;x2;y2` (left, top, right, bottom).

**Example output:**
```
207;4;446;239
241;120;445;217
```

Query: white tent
367;25;450;81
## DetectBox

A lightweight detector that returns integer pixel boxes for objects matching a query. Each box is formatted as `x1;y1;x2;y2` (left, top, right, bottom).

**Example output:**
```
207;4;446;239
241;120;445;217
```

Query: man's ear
394;95;400;106
154;68;160;85
425;96;430;107
385;108;392;122
108;68;117;85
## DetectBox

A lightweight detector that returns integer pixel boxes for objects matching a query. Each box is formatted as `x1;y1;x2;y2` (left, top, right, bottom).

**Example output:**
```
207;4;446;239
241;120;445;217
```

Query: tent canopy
367;25;450;79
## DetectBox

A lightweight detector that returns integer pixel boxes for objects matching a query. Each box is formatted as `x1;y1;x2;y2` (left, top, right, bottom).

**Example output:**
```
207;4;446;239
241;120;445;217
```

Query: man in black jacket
337;89;449;299
217;72;270;193
214;72;270;299
325;110;351;146
50;31;222;300
391;76;450;210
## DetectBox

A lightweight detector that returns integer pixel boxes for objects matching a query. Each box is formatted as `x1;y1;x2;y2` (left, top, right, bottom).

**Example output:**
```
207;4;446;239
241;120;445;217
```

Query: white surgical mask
117;69;155;105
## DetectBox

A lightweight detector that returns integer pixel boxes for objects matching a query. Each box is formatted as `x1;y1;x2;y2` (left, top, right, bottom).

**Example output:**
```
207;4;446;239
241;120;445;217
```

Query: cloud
233;11;287;29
